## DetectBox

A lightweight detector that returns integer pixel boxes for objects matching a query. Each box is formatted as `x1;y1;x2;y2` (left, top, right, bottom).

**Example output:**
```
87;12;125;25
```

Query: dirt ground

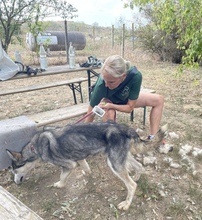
0;55;202;220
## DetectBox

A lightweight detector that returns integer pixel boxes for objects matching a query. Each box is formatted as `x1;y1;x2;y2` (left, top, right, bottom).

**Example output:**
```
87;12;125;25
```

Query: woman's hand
98;101;112;110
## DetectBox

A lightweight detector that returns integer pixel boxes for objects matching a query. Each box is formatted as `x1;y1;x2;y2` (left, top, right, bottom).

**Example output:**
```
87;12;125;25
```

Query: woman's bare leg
135;92;164;135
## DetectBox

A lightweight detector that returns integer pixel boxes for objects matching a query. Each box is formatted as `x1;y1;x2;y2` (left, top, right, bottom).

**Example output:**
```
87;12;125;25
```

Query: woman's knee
157;94;164;107
103;109;116;121
146;93;164;108
137;93;164;108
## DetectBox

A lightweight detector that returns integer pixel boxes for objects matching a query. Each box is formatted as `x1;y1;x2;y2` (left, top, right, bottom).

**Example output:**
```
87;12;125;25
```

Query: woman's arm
99;99;137;113
85;105;95;122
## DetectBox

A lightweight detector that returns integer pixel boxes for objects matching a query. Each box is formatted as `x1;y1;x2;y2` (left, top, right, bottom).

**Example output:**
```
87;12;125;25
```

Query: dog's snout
169;146;173;152
14;174;24;184
20;176;24;182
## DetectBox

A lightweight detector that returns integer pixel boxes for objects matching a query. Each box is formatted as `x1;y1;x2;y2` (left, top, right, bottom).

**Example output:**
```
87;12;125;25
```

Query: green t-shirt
90;66;142;107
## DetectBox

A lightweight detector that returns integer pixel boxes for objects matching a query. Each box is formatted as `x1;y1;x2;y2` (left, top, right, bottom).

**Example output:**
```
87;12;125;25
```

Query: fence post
121;24;125;58
132;23;135;51
93;26;95;47
64;20;69;64
111;25;114;48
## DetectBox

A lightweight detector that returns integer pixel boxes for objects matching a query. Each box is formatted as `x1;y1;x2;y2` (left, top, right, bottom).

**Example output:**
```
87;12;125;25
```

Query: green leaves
127;0;202;70
0;0;78;51
53;1;78;20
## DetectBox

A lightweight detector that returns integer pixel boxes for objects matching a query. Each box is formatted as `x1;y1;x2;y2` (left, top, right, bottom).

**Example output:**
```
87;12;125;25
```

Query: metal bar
68;84;77;104
68;82;84;103
143;106;146;125
74;83;83;103
130;110;134;121
89;69;100;77
87;70;91;100
86;69;100;100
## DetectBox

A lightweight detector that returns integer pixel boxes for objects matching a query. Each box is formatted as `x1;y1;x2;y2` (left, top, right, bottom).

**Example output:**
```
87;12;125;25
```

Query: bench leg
87;69;100;100
73;82;83;103
130;110;134;121
143;106;146;126
68;83;77;104
87;70;91;100
68;83;84;104
130;107;146;126
78;83;84;103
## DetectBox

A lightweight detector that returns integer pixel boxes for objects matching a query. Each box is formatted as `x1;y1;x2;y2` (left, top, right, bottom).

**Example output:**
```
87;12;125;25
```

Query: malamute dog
7;121;167;210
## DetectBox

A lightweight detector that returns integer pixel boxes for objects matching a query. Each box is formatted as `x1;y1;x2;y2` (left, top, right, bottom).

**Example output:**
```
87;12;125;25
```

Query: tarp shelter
0;40;19;80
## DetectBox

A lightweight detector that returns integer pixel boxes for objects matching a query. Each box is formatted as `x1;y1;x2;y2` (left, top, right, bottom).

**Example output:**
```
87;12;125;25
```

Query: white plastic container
39;44;48;70
14;50;23;63
68;42;75;69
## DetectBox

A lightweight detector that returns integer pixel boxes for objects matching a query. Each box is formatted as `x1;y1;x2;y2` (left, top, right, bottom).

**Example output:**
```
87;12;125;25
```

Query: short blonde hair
101;55;131;78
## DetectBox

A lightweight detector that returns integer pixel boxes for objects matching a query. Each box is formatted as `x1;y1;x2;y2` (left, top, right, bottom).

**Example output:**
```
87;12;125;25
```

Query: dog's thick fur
7;121;167;210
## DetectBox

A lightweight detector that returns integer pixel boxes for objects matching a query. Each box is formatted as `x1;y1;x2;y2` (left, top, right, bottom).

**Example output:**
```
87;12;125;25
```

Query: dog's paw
54;181;65;188
81;168;92;175
78;160;92;175
117;200;131;210
133;171;142;181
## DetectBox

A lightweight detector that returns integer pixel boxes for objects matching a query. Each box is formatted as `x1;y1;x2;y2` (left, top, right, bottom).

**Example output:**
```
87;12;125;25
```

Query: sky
51;0;139;27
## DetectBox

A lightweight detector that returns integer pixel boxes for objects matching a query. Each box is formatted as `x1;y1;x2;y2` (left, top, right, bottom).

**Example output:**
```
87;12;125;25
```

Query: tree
0;0;77;52
131;6;185;63
125;0;202;69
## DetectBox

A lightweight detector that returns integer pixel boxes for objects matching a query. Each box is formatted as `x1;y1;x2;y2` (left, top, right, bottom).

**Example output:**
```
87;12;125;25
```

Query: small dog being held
7;121;167;210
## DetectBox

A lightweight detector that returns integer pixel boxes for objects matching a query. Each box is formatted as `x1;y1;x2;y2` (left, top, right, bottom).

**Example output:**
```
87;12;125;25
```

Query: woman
85;55;164;140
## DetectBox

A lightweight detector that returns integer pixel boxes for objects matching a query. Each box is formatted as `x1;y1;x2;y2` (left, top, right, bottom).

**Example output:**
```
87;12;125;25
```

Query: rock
178;144;193;157
168;132;179;139
159;190;166;197
192;147;202;157
170;162;181;169
143;156;157;165
158;144;173;154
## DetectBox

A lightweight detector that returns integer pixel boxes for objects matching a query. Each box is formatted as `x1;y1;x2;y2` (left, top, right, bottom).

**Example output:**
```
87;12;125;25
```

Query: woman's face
102;69;125;90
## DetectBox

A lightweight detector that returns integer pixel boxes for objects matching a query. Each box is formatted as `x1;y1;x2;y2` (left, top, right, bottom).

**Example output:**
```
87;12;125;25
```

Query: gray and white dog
7;121;167;210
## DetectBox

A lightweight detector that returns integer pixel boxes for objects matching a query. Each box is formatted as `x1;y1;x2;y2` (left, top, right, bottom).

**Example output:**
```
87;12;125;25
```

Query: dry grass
1;38;202;219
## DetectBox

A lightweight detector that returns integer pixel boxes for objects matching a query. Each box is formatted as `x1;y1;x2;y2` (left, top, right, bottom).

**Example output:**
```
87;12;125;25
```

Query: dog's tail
130;124;168;154
149;124;168;147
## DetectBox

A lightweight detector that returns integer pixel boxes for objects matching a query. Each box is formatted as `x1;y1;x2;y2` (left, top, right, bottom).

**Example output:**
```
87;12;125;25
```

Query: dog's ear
38;133;51;147
6;149;22;162
37;132;55;157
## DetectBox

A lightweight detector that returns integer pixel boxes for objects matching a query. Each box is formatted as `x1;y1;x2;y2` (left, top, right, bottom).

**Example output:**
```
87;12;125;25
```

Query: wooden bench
28;103;89;127
0;77;88;104
28;88;155;127
0;186;43;220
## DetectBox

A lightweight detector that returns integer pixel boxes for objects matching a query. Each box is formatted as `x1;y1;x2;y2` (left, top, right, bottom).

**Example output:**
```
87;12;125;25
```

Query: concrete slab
0;116;37;170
